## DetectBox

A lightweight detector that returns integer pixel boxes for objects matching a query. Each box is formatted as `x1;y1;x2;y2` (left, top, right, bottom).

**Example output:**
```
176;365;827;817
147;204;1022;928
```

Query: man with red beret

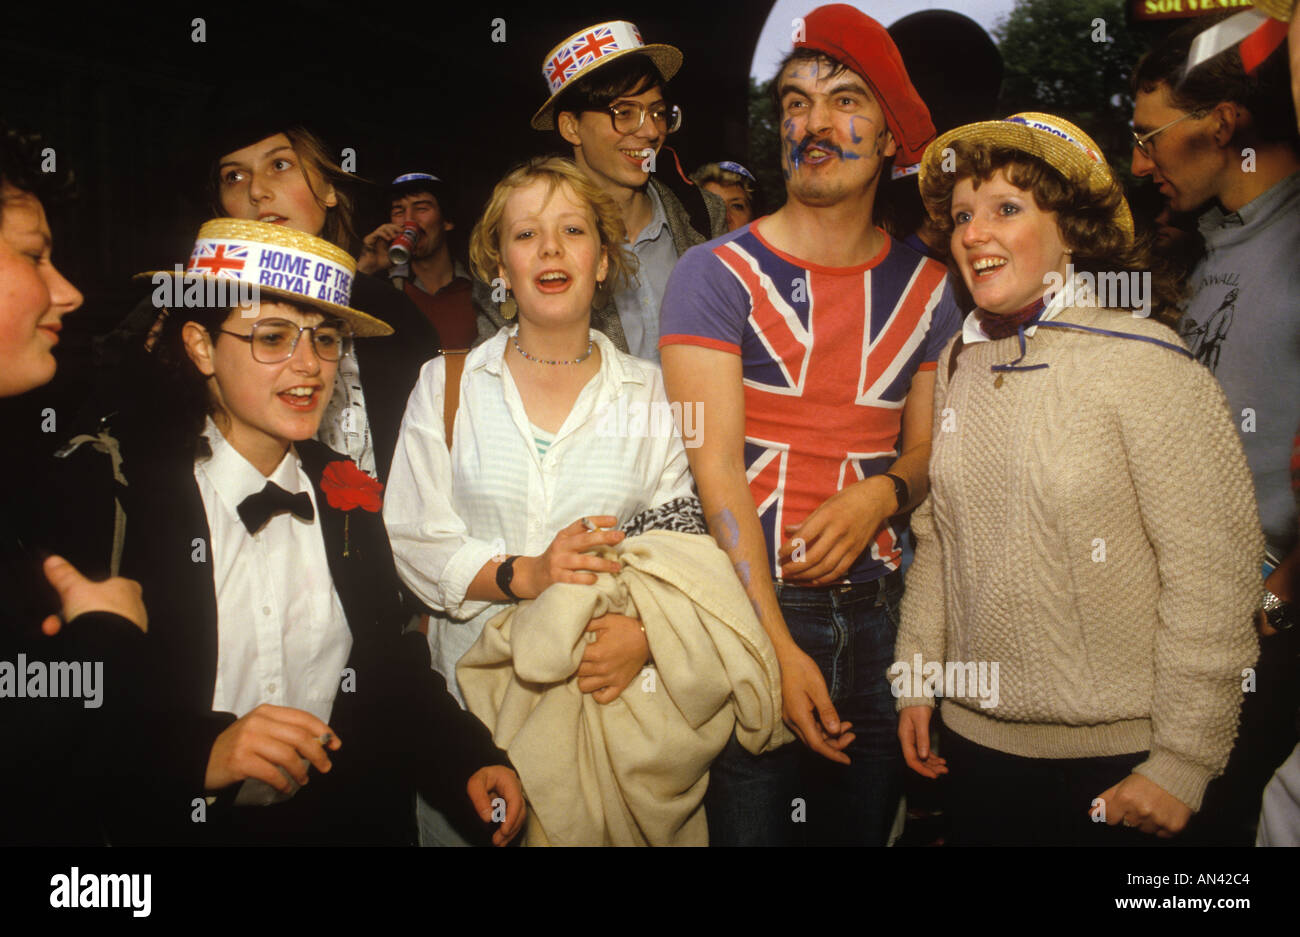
660;4;961;845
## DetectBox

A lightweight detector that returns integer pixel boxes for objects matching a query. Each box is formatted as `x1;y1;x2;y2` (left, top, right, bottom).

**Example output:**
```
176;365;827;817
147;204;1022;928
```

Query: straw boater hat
1254;0;1294;22
918;112;1135;242
136;219;392;337
531;20;682;131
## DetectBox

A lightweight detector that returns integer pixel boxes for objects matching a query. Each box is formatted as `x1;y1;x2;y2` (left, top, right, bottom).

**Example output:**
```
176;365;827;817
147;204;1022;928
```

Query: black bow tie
237;483;315;535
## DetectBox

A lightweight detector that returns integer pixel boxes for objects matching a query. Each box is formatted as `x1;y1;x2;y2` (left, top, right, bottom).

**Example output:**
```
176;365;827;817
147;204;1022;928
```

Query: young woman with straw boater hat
894;112;1263;844
101;103;438;485
41;218;524;845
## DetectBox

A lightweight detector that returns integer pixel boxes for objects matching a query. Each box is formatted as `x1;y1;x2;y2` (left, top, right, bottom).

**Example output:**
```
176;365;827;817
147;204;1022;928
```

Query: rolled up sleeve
383;356;500;620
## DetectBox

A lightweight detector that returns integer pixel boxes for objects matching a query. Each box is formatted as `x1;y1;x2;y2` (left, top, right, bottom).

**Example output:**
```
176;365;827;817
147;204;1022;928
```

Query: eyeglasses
600;101;683;136
219;318;353;363
1132;110;1206;158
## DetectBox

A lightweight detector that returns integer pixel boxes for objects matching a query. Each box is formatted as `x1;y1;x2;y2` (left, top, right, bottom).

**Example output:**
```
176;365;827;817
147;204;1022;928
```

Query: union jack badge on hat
531;20;682;130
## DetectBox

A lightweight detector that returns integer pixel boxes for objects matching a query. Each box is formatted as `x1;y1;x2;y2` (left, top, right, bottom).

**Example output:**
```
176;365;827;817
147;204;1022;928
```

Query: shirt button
262;606;272;616
267;683;276;693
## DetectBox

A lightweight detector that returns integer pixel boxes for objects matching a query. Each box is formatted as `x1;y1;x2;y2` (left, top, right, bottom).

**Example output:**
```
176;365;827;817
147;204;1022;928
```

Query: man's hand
576;613;649;704
467;765;526;846
779;645;854;764
898;705;948;778
204;704;339;792
1093;773;1192;838
41;554;148;636
356;222;404;275
778;476;896;584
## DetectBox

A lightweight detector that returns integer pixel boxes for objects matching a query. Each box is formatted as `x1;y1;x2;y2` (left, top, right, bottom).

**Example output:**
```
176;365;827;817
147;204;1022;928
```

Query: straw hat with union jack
136;219;392;337
531;20;683;131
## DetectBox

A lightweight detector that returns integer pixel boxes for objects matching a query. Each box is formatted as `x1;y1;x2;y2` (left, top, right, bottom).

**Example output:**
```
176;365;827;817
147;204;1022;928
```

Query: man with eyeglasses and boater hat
475;20;725;362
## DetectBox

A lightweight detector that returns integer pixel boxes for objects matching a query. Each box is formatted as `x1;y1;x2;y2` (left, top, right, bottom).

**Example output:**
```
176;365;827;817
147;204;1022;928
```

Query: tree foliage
995;0;1150;182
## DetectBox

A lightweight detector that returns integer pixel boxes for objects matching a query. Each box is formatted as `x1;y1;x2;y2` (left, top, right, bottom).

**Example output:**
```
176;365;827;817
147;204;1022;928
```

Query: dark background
1;1;773;444
3;2;770;319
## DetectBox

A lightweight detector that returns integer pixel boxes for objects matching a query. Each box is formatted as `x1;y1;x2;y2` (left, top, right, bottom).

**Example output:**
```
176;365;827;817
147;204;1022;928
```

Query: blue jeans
705;577;904;845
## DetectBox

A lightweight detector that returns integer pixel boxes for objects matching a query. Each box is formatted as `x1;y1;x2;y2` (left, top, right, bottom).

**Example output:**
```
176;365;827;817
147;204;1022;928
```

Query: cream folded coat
457;530;793;846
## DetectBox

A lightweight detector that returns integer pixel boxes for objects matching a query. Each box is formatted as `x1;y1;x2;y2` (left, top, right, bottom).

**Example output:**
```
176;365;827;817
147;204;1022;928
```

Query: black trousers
943;730;1167;847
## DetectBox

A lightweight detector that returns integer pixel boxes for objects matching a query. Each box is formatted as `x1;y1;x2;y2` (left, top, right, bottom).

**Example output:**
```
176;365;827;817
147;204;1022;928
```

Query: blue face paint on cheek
781;118;803;176
848;116;866;144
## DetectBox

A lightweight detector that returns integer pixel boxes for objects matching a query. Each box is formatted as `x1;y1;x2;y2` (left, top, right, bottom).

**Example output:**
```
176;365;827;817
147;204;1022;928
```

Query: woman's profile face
0;186;83;397
496;178;608;328
949;169;1069;316
217;133;336;237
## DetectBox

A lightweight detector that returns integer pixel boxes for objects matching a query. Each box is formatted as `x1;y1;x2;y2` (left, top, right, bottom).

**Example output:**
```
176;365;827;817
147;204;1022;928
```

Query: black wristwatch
883;473;909;515
497;555;521;601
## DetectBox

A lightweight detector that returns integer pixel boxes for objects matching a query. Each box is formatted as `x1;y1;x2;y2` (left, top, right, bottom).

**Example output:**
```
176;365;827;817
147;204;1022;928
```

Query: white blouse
384;328;696;701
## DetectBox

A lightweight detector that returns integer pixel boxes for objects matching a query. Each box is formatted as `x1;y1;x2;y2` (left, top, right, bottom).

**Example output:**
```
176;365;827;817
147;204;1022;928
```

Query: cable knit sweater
896;306;1262;811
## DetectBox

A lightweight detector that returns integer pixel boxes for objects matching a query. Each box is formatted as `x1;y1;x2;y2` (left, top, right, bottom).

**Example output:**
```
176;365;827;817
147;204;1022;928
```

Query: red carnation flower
321;460;383;513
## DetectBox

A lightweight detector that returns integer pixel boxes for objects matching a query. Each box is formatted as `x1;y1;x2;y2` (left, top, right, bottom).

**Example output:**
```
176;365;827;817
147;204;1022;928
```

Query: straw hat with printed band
135;219;393;337
918;112;1135;242
531;20;682;131
1254;0;1294;23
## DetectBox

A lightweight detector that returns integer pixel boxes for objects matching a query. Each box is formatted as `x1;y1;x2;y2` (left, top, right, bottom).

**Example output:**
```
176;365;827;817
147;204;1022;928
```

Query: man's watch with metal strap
1263;590;1295;631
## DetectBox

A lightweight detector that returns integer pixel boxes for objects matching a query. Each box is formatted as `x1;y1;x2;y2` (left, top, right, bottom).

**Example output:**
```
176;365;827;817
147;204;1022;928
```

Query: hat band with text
187;237;354;309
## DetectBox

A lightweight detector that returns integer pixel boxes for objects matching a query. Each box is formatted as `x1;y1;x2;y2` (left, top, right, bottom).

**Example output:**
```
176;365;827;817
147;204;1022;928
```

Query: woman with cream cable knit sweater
895;113;1262;845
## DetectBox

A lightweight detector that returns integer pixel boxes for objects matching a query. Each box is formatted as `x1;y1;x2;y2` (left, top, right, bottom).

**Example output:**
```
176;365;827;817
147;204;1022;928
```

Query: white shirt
194;418;352;723
384;328;695;702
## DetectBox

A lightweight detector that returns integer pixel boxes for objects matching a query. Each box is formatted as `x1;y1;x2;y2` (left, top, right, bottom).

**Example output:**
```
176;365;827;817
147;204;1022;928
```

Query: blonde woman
384;157;700;843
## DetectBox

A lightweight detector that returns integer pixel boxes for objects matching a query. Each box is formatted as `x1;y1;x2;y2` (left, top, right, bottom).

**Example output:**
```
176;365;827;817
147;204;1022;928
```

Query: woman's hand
40;554;147;636
466;765;526;846
577;613;649;703
1092;773;1192;837
204;704;339;793
898;705;948;778
513;516;624;599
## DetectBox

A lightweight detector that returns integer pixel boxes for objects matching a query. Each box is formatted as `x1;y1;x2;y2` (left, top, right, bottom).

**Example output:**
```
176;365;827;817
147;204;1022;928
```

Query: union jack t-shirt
659;224;962;584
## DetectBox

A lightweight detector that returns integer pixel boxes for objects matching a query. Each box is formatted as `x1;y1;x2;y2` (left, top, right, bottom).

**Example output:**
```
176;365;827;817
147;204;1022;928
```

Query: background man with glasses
1131;12;1300;845
475;20;725;361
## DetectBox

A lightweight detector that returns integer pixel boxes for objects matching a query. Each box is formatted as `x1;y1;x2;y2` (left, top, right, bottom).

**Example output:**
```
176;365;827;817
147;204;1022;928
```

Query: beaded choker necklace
512;335;595;365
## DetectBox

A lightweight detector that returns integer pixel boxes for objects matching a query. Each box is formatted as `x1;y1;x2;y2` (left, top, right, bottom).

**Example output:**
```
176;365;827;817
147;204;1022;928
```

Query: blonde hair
469;156;636;305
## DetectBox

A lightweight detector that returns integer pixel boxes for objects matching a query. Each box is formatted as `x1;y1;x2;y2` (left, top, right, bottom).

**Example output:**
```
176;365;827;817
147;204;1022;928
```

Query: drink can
388;222;422;265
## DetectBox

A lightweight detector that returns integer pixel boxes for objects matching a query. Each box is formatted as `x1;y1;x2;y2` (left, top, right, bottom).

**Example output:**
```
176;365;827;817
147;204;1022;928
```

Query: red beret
795;4;936;165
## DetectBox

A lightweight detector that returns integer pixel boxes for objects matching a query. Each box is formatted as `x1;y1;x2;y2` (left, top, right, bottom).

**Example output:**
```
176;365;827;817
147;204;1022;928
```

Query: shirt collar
197;417;304;515
633;184;669;246
960;270;1088;345
1198;170;1300;234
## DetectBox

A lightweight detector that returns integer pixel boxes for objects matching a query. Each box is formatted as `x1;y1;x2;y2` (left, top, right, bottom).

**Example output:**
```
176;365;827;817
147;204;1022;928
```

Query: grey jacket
473;178;725;352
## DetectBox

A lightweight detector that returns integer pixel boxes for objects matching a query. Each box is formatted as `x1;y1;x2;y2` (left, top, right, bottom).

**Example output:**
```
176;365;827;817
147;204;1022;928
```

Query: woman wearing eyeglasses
99;104;438;484
474;20;726;361
41;219;525;846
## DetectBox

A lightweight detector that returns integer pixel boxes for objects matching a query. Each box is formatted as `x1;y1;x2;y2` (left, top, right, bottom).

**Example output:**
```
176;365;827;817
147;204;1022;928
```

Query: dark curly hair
0;121;75;216
144;304;232;459
919;140;1183;326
